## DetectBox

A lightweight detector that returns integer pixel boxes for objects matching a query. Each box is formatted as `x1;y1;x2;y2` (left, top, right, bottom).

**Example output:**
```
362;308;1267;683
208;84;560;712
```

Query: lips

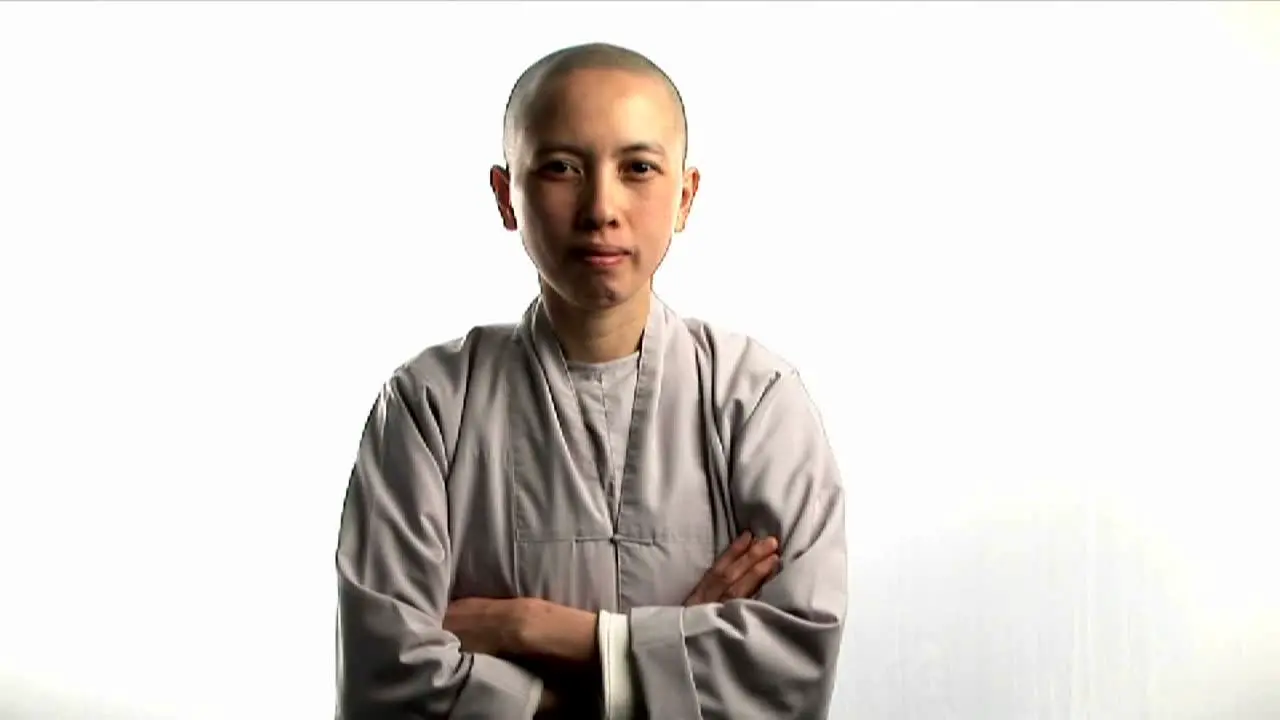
572;245;630;268
575;245;629;257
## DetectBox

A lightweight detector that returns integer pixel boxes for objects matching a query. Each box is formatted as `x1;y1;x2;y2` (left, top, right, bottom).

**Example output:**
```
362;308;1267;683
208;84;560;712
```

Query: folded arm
477;371;846;719
627;371;849;719
336;374;544;719
480;534;780;720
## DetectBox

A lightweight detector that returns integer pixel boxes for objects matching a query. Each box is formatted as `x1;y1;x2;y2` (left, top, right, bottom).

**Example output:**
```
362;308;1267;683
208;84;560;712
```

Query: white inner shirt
566;351;640;720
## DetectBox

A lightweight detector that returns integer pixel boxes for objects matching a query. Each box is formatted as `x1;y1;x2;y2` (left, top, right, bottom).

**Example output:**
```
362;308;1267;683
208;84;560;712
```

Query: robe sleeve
335;373;544;720
627;370;848;719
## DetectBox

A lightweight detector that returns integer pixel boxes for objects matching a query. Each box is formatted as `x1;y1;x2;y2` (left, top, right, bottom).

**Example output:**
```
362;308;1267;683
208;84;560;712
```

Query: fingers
704;532;763;598
709;531;754;577
718;534;777;594
723;553;779;600
685;532;779;605
686;531;751;602
685;532;745;604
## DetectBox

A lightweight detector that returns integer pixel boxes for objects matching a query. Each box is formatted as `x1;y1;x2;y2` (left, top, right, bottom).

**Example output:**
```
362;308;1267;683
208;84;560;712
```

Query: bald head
501;42;688;169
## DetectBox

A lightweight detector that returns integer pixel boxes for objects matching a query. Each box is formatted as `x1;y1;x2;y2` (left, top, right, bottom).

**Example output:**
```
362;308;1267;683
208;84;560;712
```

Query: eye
538;160;577;177
627;161;657;176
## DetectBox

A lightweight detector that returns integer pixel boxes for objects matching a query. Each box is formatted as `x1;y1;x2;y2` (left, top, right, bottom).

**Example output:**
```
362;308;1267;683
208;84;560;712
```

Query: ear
489;164;518;231
674;166;701;234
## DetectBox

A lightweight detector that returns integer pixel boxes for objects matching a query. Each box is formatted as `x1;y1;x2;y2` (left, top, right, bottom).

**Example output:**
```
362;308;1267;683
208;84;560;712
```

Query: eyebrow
534;142;668;158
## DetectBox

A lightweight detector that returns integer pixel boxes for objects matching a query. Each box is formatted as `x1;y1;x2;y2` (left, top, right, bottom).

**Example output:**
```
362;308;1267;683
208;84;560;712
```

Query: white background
2;2;1278;718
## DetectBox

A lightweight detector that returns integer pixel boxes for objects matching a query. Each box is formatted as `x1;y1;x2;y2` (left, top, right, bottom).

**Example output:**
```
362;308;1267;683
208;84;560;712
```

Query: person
334;41;848;719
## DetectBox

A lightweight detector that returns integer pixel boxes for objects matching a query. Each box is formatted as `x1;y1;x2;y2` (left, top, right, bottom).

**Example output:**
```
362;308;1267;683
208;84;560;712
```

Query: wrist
509;597;542;656
515;598;599;664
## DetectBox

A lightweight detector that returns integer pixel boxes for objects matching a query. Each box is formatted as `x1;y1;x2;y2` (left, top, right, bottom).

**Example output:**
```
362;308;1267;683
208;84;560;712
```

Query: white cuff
597;610;635;720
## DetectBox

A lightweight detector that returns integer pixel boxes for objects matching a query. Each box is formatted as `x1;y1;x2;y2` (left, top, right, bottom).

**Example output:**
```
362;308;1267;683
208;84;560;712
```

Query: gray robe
335;295;847;719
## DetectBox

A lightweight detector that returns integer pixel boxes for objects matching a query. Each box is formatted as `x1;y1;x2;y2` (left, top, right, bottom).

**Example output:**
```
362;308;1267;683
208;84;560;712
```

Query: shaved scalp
501;42;689;169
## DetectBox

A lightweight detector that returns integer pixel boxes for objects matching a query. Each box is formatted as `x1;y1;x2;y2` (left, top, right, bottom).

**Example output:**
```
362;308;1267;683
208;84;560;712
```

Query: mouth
571;245;631;268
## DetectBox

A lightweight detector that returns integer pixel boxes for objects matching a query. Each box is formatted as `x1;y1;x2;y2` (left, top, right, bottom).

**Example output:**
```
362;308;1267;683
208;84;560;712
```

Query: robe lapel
615;296;737;549
614;295;667;529
508;298;613;542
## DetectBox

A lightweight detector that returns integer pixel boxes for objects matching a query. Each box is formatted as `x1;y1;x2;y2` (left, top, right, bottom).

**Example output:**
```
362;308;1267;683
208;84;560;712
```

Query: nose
575;172;621;232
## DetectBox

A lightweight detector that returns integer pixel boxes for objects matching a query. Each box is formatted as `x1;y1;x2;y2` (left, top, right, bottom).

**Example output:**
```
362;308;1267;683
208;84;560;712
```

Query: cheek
519;191;576;229
631;195;681;235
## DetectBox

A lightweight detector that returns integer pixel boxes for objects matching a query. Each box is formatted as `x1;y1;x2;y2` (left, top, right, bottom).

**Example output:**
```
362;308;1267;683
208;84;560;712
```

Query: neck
541;284;650;364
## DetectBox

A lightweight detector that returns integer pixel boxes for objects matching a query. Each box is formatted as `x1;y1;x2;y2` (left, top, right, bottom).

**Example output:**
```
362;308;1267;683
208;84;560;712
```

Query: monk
334;42;847;719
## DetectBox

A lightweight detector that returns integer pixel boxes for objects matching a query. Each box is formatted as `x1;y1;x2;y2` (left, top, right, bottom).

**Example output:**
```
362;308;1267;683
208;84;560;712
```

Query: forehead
519;68;682;154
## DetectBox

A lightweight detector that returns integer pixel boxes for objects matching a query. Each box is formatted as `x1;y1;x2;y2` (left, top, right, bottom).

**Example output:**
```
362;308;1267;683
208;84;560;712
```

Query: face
490;68;700;313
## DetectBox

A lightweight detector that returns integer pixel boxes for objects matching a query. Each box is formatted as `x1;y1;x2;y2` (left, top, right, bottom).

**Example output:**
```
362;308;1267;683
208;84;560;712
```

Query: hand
442;597;527;658
684;531;780;606
535;686;561;717
535;671;604;717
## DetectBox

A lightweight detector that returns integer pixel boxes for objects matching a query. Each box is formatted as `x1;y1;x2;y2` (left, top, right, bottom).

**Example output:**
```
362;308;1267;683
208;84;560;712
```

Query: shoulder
367;320;519;460
682;316;796;377
677;315;836;474
388;320;519;402
679;315;804;422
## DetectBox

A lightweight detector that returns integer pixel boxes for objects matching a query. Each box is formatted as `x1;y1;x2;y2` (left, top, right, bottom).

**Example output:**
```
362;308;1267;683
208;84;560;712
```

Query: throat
543;290;649;364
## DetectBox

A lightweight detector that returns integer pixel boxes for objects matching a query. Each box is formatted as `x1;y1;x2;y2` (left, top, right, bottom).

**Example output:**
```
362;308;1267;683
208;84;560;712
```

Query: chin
547;277;640;311
575;287;631;310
